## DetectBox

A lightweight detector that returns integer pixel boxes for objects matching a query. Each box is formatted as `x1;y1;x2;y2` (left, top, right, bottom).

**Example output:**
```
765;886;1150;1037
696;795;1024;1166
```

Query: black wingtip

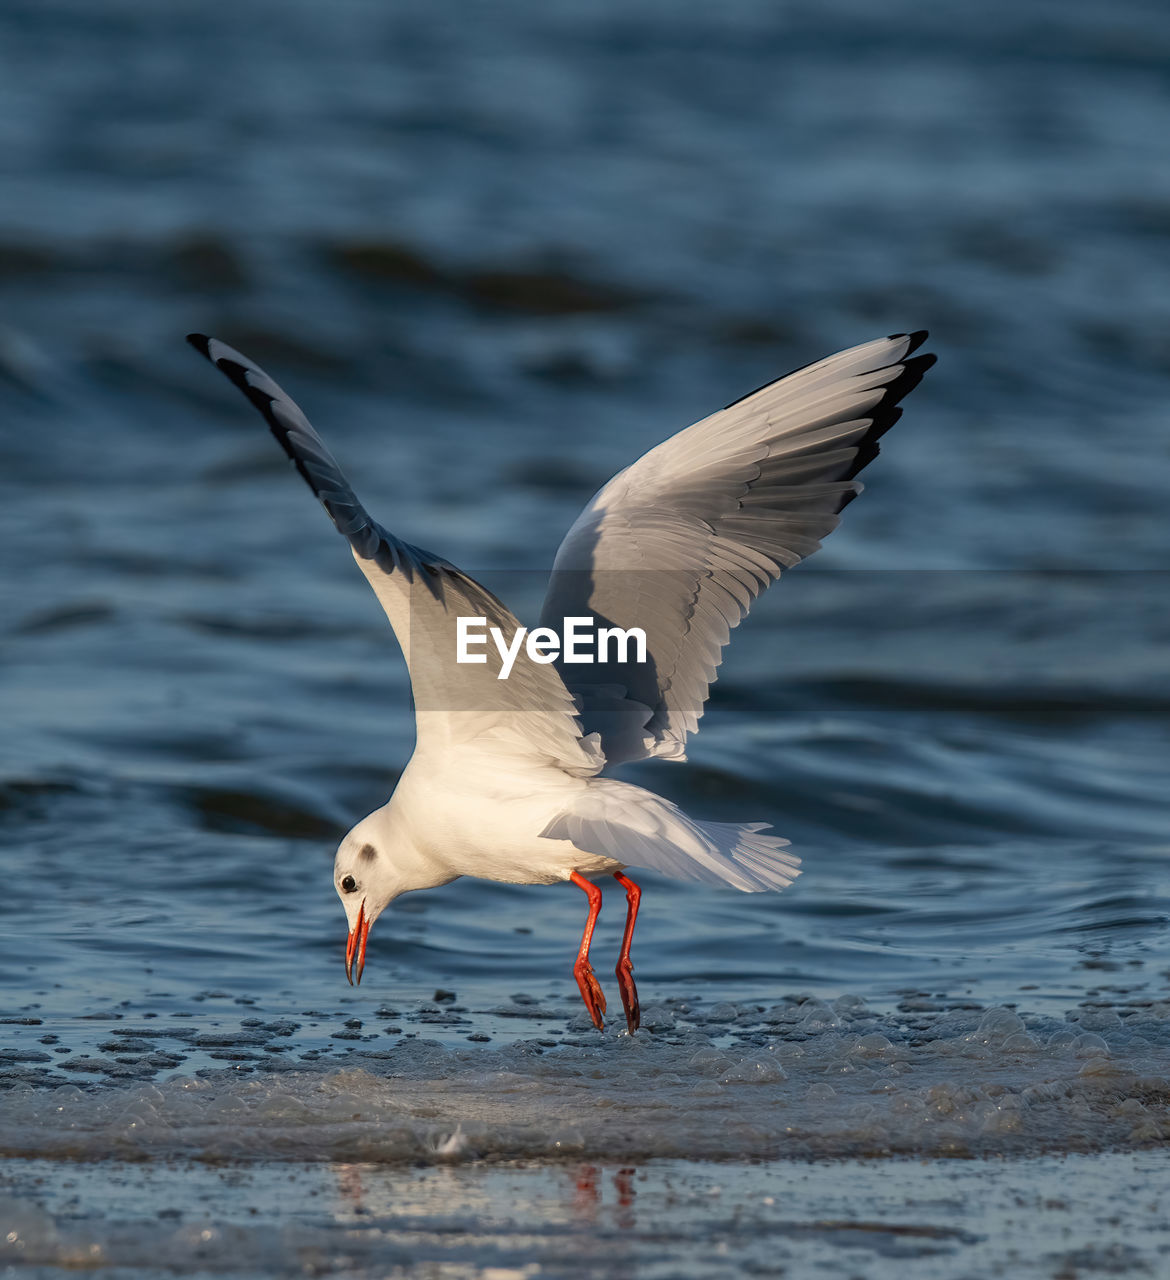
839;345;937;487
887;329;930;355
187;334;254;398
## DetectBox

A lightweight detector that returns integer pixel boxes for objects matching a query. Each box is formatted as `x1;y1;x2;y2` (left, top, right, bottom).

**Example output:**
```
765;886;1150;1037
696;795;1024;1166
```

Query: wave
2;997;1167;1163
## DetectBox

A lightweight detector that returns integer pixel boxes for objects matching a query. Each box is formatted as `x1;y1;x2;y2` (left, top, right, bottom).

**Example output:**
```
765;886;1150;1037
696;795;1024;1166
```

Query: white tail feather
542;778;799;893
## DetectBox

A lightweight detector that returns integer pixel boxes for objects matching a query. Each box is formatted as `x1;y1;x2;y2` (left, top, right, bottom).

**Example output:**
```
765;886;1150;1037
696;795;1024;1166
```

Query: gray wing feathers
542;331;935;765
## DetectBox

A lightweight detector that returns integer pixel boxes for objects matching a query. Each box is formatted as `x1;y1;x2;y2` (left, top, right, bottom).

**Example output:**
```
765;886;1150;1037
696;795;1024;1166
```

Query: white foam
3;998;1168;1162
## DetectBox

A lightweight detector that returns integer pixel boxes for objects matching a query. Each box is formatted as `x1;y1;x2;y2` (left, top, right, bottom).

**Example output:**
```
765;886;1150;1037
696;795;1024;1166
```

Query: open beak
345;898;371;985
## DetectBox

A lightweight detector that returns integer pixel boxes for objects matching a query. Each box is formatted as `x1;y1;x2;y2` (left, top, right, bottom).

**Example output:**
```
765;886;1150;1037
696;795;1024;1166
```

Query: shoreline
4;1151;1166;1277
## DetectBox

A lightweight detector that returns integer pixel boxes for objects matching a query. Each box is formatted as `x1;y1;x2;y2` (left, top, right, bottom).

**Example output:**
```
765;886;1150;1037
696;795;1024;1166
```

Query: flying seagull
188;330;934;1033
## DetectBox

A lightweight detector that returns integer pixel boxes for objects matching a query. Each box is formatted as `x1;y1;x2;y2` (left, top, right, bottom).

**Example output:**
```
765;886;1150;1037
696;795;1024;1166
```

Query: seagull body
189;330;935;1032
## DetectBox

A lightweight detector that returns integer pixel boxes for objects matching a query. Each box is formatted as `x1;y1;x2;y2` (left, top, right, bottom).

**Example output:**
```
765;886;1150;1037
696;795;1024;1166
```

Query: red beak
345;898;371;985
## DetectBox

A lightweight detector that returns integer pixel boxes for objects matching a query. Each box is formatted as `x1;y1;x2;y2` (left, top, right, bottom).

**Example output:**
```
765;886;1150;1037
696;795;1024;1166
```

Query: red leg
613;871;642;1034
569;872;606;1030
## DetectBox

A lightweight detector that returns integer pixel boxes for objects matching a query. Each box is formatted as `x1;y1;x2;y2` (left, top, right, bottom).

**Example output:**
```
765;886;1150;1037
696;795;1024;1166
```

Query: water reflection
571;1164;636;1228
328;1158;640;1233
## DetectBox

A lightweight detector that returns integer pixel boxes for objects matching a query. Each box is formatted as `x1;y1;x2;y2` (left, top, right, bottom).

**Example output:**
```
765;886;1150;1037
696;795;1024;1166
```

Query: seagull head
333;816;398;985
333;800;458;984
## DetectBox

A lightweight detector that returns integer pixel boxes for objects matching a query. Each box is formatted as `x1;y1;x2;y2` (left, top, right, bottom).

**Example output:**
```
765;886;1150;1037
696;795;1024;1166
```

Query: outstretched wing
540;332;935;765
189;335;603;776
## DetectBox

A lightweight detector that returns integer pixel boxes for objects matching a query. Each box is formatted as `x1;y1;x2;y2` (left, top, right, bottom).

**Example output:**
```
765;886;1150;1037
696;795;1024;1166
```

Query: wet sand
4;1151;1167;1278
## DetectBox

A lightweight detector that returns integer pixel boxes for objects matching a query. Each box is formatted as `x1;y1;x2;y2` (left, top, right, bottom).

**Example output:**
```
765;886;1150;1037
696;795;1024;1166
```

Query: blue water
1;0;1169;1185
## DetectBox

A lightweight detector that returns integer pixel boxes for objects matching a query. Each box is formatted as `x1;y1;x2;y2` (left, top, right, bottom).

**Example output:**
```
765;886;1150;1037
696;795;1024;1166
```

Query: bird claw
616;959;641;1035
574;961;607;1030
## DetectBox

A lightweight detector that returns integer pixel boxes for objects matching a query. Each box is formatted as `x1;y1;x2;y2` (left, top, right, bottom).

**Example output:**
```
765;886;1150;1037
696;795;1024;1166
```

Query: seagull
188;330;934;1033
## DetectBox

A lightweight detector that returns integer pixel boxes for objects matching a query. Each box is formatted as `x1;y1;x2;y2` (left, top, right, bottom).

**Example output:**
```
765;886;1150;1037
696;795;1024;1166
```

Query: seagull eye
340;875;357;894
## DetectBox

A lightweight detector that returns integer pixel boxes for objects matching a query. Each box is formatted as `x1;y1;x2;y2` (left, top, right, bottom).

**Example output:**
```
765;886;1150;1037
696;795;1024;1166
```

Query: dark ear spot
358;843;377;864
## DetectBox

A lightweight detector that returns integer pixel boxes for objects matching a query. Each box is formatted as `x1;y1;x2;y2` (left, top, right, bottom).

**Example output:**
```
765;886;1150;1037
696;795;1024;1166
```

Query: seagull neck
368;801;457;897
